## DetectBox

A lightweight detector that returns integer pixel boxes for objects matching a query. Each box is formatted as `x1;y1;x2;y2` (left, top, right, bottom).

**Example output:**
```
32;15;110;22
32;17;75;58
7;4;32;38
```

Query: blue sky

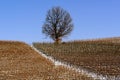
0;0;120;43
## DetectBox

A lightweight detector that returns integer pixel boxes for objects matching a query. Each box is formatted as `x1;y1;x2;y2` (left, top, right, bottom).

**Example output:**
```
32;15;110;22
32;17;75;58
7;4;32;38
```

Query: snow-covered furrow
31;45;120;80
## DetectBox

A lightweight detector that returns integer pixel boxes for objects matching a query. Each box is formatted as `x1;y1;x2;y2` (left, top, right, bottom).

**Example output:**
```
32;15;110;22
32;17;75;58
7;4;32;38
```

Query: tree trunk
54;38;62;44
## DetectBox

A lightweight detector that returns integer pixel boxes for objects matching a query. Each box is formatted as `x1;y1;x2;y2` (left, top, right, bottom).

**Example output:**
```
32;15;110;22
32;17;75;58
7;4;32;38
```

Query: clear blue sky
0;0;120;43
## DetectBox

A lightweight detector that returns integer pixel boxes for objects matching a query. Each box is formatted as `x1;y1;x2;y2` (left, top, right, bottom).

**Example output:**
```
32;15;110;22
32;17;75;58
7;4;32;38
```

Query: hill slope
33;37;120;79
0;41;93;80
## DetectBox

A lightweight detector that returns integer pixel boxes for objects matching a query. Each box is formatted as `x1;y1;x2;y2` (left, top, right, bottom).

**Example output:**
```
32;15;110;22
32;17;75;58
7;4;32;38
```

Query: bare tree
42;7;73;44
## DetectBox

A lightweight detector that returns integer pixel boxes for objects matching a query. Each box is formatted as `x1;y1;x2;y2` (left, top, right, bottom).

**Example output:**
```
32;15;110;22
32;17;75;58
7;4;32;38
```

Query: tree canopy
42;7;73;44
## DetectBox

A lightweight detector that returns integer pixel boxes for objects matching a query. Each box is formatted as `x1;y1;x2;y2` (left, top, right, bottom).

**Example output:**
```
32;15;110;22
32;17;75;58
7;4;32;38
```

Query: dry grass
0;41;93;80
33;38;120;79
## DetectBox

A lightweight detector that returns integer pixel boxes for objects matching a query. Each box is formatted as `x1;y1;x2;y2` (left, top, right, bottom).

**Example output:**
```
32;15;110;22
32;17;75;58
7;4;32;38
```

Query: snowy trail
31;45;120;80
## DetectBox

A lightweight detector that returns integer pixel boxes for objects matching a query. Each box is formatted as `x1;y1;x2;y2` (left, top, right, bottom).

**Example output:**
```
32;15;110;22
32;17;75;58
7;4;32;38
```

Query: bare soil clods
0;41;93;80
